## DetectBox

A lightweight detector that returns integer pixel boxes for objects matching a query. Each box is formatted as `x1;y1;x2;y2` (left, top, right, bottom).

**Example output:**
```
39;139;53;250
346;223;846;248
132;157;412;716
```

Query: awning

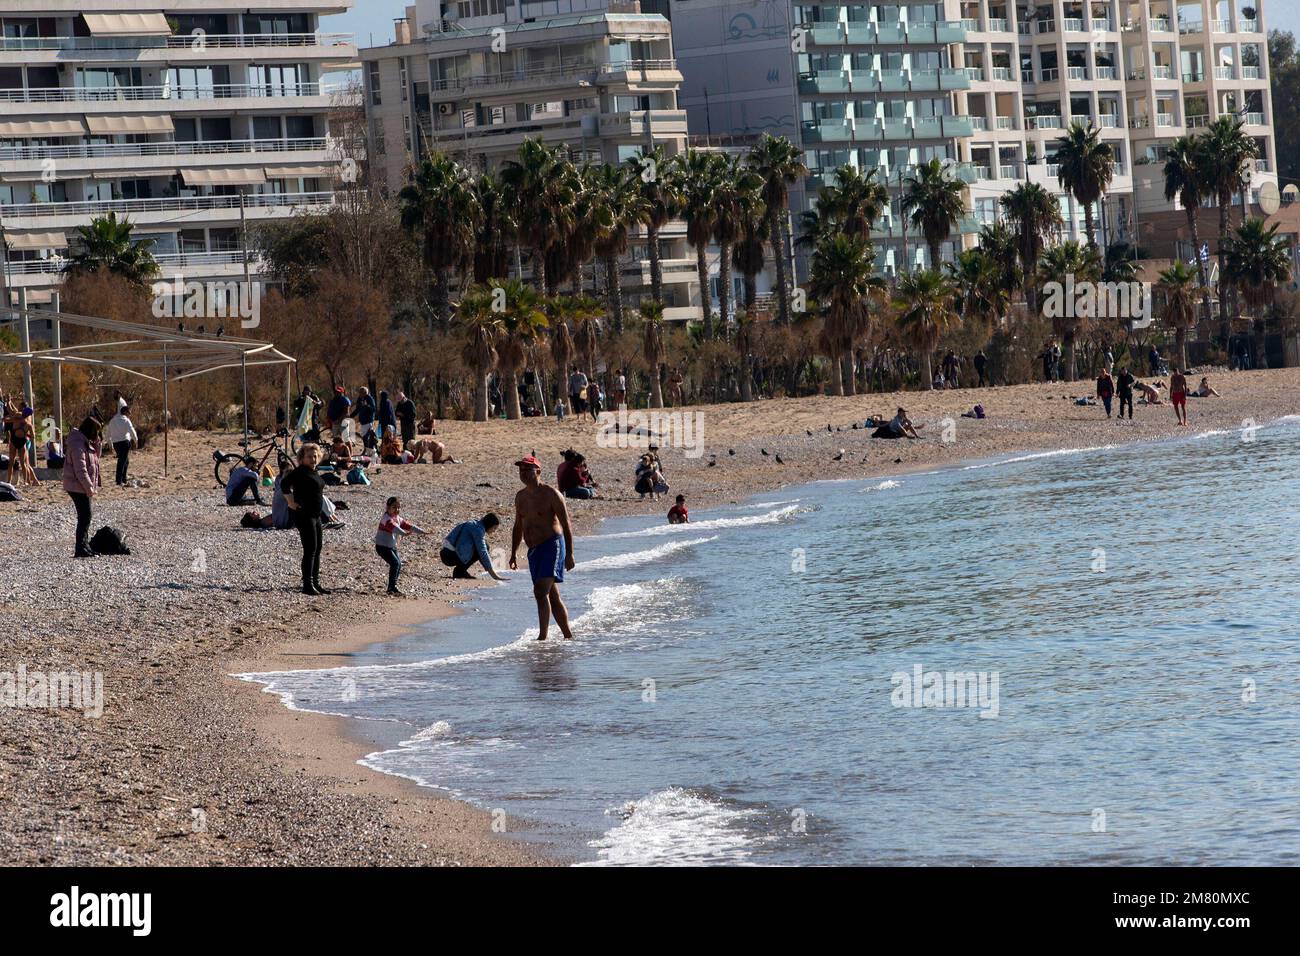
181;168;268;187
7;232;69;251
91;167;177;180
263;164;336;179
86;114;174;135
82;13;171;37
0;119;87;138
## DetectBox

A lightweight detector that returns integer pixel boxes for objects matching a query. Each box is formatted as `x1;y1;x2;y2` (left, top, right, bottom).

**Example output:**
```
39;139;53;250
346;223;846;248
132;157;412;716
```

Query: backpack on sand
346;465;371;486
90;526;131;555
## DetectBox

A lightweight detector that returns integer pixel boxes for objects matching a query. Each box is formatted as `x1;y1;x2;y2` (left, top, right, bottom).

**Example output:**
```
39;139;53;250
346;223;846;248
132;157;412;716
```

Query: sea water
240;418;1300;865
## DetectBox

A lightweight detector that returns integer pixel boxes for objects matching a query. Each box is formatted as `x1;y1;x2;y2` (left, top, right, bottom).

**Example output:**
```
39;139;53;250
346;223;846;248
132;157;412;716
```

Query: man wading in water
510;455;576;640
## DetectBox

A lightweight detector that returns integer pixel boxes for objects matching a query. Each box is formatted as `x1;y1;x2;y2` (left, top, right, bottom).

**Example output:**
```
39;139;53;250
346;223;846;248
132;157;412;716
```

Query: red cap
514;455;541;469
335;386;345;393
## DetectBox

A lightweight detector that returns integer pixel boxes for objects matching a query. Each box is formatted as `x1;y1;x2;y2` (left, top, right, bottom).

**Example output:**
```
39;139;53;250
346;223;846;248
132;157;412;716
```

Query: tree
894;269;959;388
711;155;764;335
747;133;807;325
640;299;666;408
625;144;680;305
733;186;769;314
63;213;159;286
676;149;724;339
1199;117;1260;343
591;163;647;333
1157;259;1204;371
948;248;1010;338
808;233;882;396
1268;29;1300;191
976;222;1022;298
399;153;480;331
455;288;502;422
1055;122;1114;247
1000;182;1063;312
1224;217;1291;368
501;138;578;296
471;279;547;419
472;171;517;284
1037;240;1101;381
901;158;967;269
1162;134;1215;326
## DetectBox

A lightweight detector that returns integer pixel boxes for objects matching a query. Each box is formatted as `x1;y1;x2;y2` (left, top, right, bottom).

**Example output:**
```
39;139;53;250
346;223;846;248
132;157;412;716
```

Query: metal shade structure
0;299;296;473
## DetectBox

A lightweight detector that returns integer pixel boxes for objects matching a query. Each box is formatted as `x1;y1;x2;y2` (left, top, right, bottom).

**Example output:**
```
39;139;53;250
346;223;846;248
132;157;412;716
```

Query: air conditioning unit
437;102;456;115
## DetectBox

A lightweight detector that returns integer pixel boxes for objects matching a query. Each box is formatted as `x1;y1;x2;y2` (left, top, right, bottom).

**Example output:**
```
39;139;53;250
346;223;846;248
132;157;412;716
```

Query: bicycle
213;429;295;488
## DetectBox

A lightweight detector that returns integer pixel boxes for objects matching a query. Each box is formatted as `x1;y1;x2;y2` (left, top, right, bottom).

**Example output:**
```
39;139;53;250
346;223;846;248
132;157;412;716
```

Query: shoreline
5;371;1297;865
231;409;1300;867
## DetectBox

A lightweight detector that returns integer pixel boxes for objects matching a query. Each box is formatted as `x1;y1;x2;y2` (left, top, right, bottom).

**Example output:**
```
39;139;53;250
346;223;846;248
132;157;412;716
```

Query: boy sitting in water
667;494;689;524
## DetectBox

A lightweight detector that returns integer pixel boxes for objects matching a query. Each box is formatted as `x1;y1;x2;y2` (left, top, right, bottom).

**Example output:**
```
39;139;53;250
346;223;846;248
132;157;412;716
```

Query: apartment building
669;0;1276;274
0;3;359;304
362;1;709;321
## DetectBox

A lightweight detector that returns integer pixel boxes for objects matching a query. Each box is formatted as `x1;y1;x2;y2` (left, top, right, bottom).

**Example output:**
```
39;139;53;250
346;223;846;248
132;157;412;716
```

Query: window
371;121;385;155
399;60;408;102
367;62;381;106
455;0;505;18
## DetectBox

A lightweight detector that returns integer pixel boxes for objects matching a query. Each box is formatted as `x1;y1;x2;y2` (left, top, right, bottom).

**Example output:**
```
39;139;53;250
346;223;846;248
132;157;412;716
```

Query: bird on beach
832;449;845;461
775;454;784;464
728;449;735;455
806;429;813;436
707;458;717;467
827;423;833;432
761;448;769;456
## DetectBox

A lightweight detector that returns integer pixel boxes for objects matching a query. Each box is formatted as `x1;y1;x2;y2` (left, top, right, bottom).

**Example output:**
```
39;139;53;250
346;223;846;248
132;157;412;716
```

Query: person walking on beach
568;366;588;416
441;513;508;580
1116;367;1135;420
1096;368;1115;418
394;391;416;447
510;455;575;641
63;416;102;558
325;387;351;439
974;350;987;388
375;496;428;596
106;404;138;486
1170;367;1188;427
377;390;397;442
283;443;329;595
354;387;377;448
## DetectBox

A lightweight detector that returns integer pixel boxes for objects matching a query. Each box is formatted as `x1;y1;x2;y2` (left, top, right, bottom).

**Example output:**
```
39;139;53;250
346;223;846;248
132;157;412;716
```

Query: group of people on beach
1094;367;1219;425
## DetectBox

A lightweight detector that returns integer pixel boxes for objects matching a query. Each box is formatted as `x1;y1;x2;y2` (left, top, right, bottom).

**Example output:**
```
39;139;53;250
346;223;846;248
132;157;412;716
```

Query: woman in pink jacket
62;416;103;558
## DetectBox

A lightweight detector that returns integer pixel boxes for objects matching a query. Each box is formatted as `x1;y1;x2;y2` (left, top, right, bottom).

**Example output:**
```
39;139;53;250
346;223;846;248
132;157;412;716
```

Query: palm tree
1037;240;1102;381
1224;217;1291;368
625;144;680;305
476;278;549;419
63;212;160;286
808;233;882;396
547;296;577;405
676;149;724;339
399;154;481;331
1055;122;1114;247
977;221;1022;297
1199;117;1260;342
591;163;647;333
501;138;578;296
711;155;764;335
456;290;501;422
894;269;959;388
471;170;516;284
901;158;967;269
747;133;808;325
1157;259;1204;372
733;187;769;314
948;248;1010;336
641;299;666;408
821;164;889;242
1162;134;1214;326
1000;182;1063;312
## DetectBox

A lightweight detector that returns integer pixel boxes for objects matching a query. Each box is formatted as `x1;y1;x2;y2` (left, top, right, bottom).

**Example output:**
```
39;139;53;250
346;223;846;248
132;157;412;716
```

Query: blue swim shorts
527;534;566;584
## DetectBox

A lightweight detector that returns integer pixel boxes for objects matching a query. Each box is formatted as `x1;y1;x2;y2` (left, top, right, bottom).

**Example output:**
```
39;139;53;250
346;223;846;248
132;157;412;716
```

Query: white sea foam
412;720;453;740
579;787;760;867
599;504;801;540
862;479;902;492
961;444;1117;470
576;536;717;571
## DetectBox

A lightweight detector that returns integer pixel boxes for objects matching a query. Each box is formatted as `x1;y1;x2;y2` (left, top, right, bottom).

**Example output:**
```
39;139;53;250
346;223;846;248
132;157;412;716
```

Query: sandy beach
1;368;1296;865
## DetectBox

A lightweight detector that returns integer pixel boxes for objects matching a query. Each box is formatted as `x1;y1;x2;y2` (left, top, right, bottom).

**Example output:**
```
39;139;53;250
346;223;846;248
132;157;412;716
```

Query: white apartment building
363;1;715;321
669;0;1276;273
0;3;359;304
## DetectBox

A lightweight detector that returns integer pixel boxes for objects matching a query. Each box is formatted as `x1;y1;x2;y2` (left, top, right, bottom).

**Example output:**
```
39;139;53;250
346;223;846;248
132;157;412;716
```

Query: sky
330;1;1300;52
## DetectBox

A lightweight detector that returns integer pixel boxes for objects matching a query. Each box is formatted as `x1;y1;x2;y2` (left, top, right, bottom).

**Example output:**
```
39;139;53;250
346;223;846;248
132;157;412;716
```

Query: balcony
1210;19;1230;33
972;164;991;179
1179;21;1204;35
1037;20;1056;34
996;115;1017;130
1092;18;1113;31
988;18;1009;32
961;18;981;31
6;249;255;276
1243;112;1265;126
1094;66;1118;80
1214;66;1235;79
1026;115;1062;130
1061;18;1084;32
597;109;687;138
971;116;988;131
0;137;329;163
1183;72;1205;83
1150;17;1171;32
991;66;1013;81
0;83;327;104
1241;18;1258;32
1242;66;1262;79
1153;65;1175;79
1186;114;1210;128
1155;114;1176;127
798;70;851;95
0;32;352;53
1256;158;1270;172
1067;66;1089;80
1040;68;1060;81
0;190;339;227
808;23;843;45
965;66;985;81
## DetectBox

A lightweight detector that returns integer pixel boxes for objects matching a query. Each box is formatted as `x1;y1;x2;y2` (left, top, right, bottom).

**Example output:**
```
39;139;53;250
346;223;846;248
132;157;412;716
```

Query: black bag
90;526;131;555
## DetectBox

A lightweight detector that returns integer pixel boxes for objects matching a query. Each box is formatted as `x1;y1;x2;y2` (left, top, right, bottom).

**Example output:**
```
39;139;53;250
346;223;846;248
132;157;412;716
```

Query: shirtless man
509;455;576;641
1169;367;1188;426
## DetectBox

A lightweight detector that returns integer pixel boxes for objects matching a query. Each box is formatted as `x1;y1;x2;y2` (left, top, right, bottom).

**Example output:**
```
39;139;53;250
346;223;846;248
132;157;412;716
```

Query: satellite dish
1258;181;1280;215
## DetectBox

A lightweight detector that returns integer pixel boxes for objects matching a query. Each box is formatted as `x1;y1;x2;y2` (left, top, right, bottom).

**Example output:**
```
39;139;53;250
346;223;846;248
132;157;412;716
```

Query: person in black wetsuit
283;443;329;595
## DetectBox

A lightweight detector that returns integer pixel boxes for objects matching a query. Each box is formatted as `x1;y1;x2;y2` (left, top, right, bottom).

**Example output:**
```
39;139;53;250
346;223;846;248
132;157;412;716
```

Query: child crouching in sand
375;496;427;596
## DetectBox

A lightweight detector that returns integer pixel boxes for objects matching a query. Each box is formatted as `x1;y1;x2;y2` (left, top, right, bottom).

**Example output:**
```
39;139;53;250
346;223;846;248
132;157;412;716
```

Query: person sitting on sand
1193;377;1220;397
417;410;437;435
634;453;668;500
441;513;508;580
872;408;921;439
244;461;342;529
225;456;266;506
330;435;354;470
667;494;689;524
1135;380;1163;405
45;427;64;469
557;449;598;500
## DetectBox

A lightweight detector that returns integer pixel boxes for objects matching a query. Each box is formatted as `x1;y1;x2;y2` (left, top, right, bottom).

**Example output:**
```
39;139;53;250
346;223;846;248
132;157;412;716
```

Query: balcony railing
1037;20;1056;33
988;18;1009;31
1183;72;1205;82
1039;68;1060;81
1150;17;1171;32
0;137;329;162
0;83;327;103
0;32;352;52
1061;18;1084;31
1256;158;1270;172
1155;114;1175;126
1099;114;1119;127
991;66;1013;81
6;249;255;275
996;115;1016;129
1;190;338;220
1242;66;1262;79
1067;66;1089;80
971;116;988;131
1094;66;1117;80
1026;115;1062;129
1092;18;1113;31
1214;66;1235;79
1153;65;1174;79
1179;20;1204;34
1186;114;1210;128
1210;19;1230;32
1241;18;1258;32
965;66;985;81
1243;111;1264;125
